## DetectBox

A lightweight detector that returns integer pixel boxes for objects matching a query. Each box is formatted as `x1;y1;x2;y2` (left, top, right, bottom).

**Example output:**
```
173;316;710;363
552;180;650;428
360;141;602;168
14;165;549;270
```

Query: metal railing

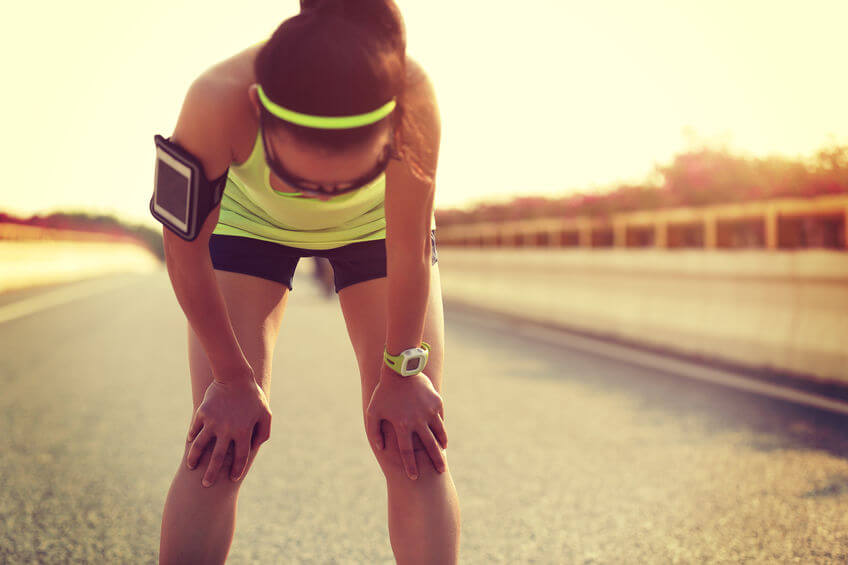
437;194;848;251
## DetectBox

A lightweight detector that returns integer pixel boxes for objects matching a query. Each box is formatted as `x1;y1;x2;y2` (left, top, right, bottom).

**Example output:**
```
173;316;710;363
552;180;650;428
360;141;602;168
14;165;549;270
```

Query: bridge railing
436;194;848;251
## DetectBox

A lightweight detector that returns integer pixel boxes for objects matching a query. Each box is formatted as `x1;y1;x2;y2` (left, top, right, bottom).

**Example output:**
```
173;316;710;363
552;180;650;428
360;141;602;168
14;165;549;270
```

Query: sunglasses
261;120;395;198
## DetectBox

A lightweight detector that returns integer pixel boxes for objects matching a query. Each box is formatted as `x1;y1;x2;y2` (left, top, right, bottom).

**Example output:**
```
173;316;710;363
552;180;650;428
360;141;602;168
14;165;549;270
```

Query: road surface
1;269;846;563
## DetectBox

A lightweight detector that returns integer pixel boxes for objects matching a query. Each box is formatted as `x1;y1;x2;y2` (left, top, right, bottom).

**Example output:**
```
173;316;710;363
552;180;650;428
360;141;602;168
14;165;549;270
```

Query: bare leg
159;440;248;564
339;264;462;564
379;423;461;564
159;271;288;564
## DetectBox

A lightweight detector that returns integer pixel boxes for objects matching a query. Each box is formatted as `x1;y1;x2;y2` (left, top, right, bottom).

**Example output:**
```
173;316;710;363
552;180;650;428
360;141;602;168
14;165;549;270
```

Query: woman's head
250;0;409;196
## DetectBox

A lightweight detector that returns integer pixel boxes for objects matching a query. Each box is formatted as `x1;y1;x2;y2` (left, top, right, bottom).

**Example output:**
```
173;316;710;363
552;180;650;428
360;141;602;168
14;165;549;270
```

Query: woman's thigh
182;269;290;480
187;269;290;410
337;263;446;456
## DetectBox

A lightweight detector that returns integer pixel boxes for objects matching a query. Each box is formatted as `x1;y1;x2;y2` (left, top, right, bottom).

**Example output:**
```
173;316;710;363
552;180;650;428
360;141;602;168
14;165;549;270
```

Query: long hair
255;0;434;184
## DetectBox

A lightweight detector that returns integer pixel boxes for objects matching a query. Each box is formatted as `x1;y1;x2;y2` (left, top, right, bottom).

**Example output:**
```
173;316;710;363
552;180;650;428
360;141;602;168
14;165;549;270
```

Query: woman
157;1;460;563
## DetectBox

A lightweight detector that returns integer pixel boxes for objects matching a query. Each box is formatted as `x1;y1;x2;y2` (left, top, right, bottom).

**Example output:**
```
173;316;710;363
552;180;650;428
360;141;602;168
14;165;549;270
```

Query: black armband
149;134;228;241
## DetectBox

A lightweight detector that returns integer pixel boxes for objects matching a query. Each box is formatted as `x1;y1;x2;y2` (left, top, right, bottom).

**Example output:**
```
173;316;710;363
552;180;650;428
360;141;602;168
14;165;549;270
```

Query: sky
2;1;847;228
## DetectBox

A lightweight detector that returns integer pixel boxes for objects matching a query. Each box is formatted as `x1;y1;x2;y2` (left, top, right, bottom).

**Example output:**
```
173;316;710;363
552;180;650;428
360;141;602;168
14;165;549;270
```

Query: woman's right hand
186;376;272;487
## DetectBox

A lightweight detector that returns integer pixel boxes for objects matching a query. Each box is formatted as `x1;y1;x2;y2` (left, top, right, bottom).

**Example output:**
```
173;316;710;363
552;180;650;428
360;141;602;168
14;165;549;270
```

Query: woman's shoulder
197;41;262;95
402;55;440;129
387;56;440;189
405;56;433;92
404;56;438;119
192;41;267;156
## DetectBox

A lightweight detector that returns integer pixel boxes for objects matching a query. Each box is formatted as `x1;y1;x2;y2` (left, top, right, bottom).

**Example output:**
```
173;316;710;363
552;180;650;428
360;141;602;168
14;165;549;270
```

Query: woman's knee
180;435;261;490
369;421;445;481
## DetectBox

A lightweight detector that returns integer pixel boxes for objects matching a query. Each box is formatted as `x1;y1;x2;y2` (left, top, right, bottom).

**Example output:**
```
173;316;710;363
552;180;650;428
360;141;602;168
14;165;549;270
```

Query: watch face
406;357;421;372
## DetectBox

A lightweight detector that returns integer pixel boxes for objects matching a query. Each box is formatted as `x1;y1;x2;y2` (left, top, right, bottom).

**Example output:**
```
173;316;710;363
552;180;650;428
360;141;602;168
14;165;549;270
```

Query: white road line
0;276;133;324
454;308;848;417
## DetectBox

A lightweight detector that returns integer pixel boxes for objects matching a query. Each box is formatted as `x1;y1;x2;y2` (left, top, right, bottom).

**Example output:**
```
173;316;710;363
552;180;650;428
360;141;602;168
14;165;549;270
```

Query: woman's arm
383;65;441;366
362;66;449;478
163;78;253;384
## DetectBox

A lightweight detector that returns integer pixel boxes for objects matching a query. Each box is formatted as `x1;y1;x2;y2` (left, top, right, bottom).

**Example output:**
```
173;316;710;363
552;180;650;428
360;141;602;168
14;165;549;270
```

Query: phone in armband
149;134;229;241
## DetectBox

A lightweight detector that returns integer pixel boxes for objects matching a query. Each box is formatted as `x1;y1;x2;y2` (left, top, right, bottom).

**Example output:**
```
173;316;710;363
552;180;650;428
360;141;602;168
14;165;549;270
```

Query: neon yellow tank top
212;122;436;250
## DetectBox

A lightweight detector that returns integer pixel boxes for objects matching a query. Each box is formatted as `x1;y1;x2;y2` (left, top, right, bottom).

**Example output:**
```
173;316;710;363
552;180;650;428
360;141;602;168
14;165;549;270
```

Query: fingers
187;412;203;442
186;427;212;471
430;412;448;451
420;426;447;474
365;407;384;451
202;436;232;488
230;436;251;482
396;427;419;480
251;415;271;452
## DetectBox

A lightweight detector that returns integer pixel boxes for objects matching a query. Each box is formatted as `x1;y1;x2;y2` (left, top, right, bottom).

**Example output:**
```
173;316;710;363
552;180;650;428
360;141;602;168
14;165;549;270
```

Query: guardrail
437;246;848;385
0;223;161;294
0;223;141;244
436;194;848;251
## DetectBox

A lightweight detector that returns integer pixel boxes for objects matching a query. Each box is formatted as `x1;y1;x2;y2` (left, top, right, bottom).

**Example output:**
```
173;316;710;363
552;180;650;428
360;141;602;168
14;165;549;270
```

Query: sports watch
383;342;431;377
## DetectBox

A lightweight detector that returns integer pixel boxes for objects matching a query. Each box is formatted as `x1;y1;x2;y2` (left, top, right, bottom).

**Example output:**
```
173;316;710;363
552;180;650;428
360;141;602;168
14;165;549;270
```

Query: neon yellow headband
256;84;396;129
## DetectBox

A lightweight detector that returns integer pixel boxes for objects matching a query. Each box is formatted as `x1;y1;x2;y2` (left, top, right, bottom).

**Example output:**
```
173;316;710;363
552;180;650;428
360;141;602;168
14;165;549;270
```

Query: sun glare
1;0;846;223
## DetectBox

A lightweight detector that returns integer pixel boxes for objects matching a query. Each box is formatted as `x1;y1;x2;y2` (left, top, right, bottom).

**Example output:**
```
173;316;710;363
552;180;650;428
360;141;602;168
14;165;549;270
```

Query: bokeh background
2;2;848;562
2;0;847;221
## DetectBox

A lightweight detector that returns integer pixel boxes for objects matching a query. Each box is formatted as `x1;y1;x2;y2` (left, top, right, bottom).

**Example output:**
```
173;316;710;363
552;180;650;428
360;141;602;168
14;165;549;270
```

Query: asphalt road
1;269;847;564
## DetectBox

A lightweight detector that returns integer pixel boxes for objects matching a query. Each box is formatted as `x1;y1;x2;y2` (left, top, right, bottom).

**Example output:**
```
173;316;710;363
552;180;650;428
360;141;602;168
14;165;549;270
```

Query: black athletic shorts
209;230;438;293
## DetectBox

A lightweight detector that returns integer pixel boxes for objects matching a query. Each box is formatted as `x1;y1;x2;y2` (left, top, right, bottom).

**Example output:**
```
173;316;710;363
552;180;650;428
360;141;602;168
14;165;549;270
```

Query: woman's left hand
365;367;448;480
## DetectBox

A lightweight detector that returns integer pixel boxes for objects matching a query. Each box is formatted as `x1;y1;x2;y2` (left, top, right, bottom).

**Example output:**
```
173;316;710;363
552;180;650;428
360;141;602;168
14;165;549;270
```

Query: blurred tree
435;140;848;227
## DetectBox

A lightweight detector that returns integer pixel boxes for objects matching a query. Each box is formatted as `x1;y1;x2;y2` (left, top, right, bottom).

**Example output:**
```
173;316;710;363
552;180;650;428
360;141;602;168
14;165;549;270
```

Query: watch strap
383;341;431;376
